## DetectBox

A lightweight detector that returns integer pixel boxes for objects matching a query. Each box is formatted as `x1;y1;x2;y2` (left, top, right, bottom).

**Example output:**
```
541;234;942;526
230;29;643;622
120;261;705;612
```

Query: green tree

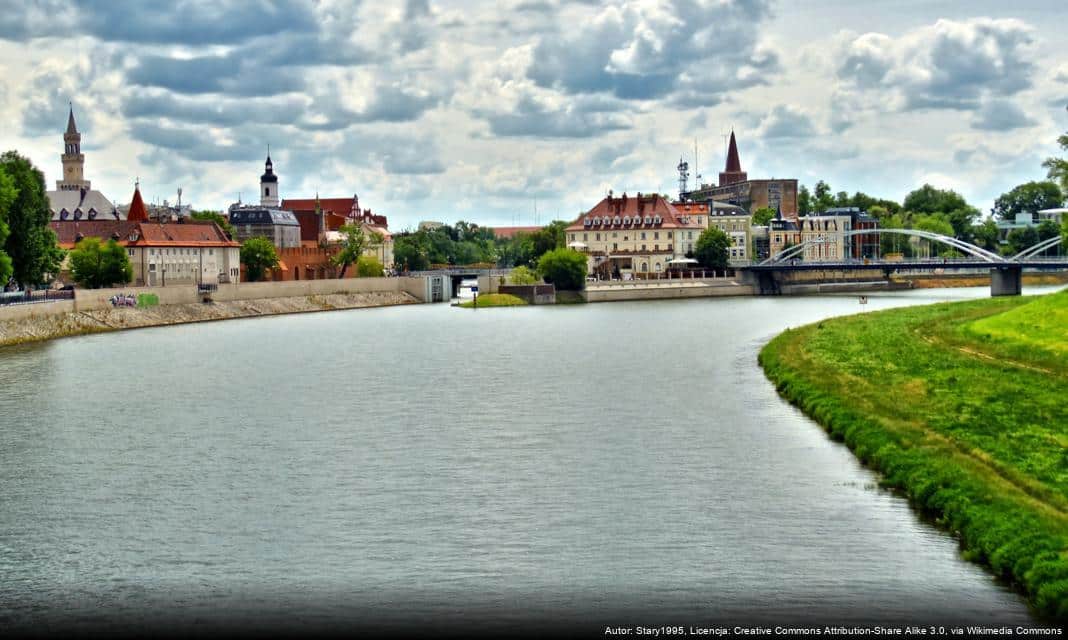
903;183;980;240
693;226;730;271
356;255;384;277
1037;219;1061;241
752;207;776;226
991;181;1064;221
797;185;812;217
1042;130;1068;193
508;265;538;284
0;151;64;286
393;233;430;271
1006;226;1040;255
69;237;132;288
813;181;833;214
0;165;16;284
536;248;587;291
332;223;384;278
190;210;234;237
240;236;279;282
530;220;568;260
972;218;1000;252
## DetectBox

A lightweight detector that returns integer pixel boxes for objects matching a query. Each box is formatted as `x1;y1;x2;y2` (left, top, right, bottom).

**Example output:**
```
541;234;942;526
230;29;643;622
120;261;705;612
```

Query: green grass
457;293;527;308
759;292;1068;621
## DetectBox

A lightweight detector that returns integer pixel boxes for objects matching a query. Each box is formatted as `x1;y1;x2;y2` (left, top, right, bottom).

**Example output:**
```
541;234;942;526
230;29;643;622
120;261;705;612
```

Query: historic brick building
683;131;798;220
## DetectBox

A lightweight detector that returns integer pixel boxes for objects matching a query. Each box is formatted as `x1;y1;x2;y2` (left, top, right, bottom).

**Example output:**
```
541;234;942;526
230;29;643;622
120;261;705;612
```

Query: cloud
970;99;1038;131
757;105;819;139
527;0;778;102
481;94;632;138
0;0;319;44
836;18;1037;111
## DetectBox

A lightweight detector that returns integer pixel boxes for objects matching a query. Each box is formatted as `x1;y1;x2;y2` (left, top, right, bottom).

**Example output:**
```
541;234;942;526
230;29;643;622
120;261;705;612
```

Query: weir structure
744;229;1067;297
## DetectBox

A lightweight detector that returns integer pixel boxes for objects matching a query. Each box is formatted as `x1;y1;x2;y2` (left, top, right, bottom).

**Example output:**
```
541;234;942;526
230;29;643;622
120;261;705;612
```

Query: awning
667;258;698;264
276;260;288;271
567;242;588;249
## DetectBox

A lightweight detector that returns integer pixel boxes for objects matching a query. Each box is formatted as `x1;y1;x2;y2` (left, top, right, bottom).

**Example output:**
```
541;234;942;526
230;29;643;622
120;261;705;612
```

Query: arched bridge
745;229;1067;297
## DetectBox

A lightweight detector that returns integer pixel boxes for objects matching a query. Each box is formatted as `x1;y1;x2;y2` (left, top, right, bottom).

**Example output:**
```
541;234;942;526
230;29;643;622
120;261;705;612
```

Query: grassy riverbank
759;290;1068;620
457;293;527;308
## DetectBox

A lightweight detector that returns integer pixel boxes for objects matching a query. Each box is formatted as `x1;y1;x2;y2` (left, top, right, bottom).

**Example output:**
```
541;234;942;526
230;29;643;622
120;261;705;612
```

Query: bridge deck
745;260;1068;272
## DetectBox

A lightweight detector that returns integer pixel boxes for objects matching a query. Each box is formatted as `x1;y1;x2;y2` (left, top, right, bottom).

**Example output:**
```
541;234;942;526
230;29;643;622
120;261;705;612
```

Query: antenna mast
677;158;690;200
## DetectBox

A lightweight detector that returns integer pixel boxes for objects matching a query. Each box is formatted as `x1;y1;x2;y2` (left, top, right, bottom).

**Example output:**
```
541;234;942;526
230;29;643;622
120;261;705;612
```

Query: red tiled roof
490;226;542;239
126;185;148;222
50;220;238;249
282;197;389;228
566;193;704;232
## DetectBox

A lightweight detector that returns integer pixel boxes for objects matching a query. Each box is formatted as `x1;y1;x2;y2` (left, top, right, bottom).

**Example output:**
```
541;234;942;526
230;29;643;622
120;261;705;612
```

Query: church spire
66;103;78;135
260;146;279;207
718;129;748;187
127;180;148;222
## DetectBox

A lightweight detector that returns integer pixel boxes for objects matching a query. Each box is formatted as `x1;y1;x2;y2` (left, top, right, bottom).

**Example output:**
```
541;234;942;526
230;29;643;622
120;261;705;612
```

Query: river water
0;287;1057;634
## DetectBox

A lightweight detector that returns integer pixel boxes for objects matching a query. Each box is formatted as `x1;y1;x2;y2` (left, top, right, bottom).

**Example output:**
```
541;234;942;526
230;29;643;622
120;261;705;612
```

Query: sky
0;0;1065;231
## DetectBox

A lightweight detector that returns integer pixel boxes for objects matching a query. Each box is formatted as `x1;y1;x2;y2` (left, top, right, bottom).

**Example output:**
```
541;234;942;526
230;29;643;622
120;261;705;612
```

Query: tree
536;248;587;291
1037;219;1061;241
190;210;234;237
393;233;430;271
332;222;384;278
797;185;812;217
913;214;957;258
693;226;730;271
813;180;833;214
356;255;384;277
1006;226;1039;256
508;265;538;284
240;236;279;282
530;220;568;260
69;237;132;289
1042;130;1068;193
0;151;64;286
972;218;1000;252
991;181;1063;221
0;165;16;285
752;207;776;226
903;183;980;240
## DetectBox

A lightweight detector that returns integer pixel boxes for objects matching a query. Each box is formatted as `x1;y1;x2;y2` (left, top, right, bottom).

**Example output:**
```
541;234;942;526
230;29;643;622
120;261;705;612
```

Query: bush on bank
457;293;527;308
759;296;1068;621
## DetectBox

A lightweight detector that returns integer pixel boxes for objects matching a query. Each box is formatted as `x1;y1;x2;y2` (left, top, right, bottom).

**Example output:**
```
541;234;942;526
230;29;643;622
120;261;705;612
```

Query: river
0;287;1056;634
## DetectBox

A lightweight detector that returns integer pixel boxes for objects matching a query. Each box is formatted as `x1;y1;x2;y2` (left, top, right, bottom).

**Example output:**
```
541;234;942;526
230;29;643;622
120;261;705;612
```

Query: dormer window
622;216;630;225
60;209;70;220
644;216;652;225
88;208;97;220
584;218;591;226
613;216;621;225
73;208;82;220
653;216;662;224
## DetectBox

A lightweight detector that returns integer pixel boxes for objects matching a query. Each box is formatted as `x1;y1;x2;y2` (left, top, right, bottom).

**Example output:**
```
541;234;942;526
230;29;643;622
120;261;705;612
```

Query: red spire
127;181;148;222
718;130;748;186
725;130;741;172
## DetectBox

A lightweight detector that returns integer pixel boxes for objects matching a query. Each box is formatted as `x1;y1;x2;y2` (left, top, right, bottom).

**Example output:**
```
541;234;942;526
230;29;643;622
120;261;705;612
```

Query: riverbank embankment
759;291;1068;621
894;270;1068;289
583;278;755;302
0;277;427;348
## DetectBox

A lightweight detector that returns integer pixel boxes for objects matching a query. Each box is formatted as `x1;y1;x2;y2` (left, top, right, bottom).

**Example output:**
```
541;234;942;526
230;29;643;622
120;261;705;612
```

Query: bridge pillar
990;265;1022;297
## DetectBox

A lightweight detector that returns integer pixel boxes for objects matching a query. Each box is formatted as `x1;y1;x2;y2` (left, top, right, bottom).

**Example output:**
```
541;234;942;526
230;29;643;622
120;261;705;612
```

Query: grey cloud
481;95;631;138
837;18;1037;112
758;105;818;139
1;0;318;44
528;0;776;102
123;93;308;127
970;99;1038;131
129;121;252;162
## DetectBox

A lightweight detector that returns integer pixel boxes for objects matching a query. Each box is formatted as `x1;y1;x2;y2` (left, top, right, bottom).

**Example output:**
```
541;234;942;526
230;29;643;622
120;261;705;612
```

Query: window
641;244;646;251
613;243;618;250
641;262;648;272
654;262;662;272
595;233;601;241
265;187;271;196
654;232;659;240
583;233;588;241
640;232;646;240
570;234;575;241
667;232;672;239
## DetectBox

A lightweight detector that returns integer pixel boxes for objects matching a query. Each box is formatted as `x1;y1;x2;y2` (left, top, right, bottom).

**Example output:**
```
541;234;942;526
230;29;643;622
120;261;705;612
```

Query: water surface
1;287;1055;634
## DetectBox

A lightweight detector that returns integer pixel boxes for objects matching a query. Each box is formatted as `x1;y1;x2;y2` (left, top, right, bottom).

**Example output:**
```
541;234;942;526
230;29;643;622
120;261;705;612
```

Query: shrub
509;265;539;285
537;248;587;291
356;255;384;277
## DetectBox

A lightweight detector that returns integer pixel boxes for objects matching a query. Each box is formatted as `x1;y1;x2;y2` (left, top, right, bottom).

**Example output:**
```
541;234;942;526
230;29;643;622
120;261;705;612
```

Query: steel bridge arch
759;228;1006;265
1011;236;1064;261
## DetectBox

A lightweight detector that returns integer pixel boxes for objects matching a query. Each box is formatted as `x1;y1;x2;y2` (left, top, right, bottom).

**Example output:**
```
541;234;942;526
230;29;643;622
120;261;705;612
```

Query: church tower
718;130;748;187
57;105;90;192
260;150;279;207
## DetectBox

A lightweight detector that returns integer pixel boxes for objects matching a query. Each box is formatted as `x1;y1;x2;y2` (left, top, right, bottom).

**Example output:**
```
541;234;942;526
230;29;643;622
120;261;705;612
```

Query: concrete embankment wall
780;281;912;295
0;277;430;323
584;280;756;302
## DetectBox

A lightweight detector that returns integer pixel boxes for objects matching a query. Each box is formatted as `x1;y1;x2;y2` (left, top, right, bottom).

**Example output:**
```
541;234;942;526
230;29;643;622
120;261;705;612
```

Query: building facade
51;187;240;286
282;195;394;267
681;131;798;219
566;192;705;278
228;154;301;248
45;106;120;221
